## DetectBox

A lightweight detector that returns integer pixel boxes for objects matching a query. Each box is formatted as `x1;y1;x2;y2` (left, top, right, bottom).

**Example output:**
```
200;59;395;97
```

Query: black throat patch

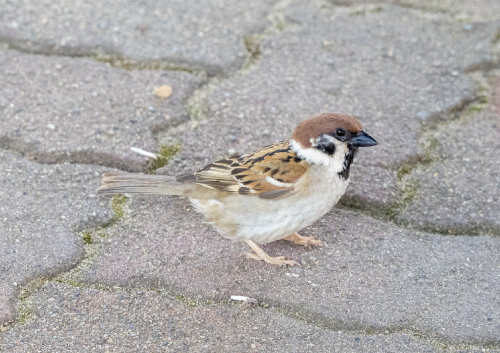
338;145;358;180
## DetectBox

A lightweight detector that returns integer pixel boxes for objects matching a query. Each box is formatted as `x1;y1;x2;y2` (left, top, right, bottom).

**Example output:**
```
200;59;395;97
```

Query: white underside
189;139;350;244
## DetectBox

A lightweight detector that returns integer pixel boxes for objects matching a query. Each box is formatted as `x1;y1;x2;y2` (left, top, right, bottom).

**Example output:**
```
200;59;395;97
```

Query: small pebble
154;85;173;99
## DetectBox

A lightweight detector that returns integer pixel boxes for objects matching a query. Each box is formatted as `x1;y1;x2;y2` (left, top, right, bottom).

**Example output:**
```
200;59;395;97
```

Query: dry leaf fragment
154;85;172;99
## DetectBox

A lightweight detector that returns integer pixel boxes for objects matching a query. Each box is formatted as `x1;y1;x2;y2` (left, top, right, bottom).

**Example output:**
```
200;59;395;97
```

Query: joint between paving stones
0;194;131;333
337;64;500;239
0;34;213;78
387;68;500;236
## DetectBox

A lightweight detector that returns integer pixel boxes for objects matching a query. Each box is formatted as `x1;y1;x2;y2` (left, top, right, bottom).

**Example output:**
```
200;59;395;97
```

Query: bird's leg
244;240;300;267
283;232;324;247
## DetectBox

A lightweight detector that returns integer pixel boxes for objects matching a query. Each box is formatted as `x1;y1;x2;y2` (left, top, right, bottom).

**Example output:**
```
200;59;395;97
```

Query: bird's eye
336;128;346;136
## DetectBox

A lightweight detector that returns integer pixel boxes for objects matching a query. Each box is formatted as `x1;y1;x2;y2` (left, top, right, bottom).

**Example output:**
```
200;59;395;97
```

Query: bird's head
290;113;378;178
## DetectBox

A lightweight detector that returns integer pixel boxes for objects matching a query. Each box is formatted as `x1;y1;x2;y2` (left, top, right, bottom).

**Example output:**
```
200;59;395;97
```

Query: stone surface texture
0;0;278;75
0;150;112;325
1;0;500;351
397;77;500;234
0;282;450;353
0;48;203;172
329;0;500;22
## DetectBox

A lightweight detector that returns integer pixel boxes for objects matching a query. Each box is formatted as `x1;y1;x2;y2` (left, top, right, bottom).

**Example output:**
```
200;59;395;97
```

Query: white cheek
290;139;347;174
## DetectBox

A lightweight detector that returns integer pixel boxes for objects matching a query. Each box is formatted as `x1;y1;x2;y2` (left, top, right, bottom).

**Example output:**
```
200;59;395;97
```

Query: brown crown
291;113;363;148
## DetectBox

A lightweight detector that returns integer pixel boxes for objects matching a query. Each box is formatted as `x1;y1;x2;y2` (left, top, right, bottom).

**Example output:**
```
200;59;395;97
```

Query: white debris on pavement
130;147;158;159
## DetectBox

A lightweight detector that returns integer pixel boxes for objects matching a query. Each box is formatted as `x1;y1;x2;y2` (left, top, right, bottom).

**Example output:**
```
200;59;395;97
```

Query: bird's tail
96;172;184;196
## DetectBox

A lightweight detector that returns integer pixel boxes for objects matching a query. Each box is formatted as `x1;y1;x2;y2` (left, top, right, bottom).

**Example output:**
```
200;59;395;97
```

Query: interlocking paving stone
0;150;112;325
168;3;499;209
0;48;203;172
76;195;500;344
0;0;279;75
397;77;500;234
329;0;500;22
0;282;450;352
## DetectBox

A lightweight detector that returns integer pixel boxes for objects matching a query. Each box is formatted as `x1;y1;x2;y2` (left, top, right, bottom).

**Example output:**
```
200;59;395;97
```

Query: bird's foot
244;240;300;267
283;232;324;247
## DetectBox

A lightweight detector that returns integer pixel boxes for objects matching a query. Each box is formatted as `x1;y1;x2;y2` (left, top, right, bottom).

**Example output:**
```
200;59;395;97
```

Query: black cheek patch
315;136;336;156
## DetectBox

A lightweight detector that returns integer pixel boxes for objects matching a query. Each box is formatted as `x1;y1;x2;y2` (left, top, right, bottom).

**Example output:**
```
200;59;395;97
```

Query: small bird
97;113;377;266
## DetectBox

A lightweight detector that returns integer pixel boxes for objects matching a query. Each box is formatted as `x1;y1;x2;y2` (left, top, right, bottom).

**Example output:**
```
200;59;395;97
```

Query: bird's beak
351;131;378;147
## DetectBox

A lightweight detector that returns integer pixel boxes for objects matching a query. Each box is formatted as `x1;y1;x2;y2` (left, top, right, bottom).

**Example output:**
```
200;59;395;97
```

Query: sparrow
97;113;378;267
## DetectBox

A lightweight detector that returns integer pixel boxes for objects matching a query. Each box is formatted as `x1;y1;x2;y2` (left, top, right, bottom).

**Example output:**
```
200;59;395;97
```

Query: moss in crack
92;49;207;78
54;238;102;287
81;231;93;245
53;278;111;291
147;143;181;172
465;95;489;114
111;194;129;220
348;5;384;16
386;182;418;220
243;35;261;69
185;86;211;122
15;278;49;326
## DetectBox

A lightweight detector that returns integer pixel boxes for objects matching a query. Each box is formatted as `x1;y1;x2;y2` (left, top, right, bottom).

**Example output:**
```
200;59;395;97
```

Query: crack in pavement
0;34;211;77
5;274;499;351
339;61;500;237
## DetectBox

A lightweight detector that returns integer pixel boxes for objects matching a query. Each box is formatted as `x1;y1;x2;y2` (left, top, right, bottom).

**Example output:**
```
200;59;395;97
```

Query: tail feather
96;172;184;195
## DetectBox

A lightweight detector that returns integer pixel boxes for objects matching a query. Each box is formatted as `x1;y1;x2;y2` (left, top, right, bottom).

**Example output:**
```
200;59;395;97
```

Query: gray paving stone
0;150;113;325
329;0;500;22
169;3;498;209
0;282;449;352
0;0;279;75
0;48;203;172
77;195;500;344
397;77;500;235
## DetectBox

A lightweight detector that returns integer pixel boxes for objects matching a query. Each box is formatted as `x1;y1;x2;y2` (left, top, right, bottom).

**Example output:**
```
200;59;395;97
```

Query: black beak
351;131;378;147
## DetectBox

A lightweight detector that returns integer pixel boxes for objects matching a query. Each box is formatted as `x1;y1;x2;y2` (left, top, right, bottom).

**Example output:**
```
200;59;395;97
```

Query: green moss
148;144;181;172
244;36;260;60
16;278;48;326
93;49;197;74
96;230;109;238
349;5;384;16
466;97;488;114
82;232;93;245
386;183;418;220
185;95;208;121
111;194;128;219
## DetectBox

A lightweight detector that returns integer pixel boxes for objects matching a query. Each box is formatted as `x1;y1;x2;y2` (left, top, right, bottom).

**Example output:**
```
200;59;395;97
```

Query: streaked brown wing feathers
180;141;307;199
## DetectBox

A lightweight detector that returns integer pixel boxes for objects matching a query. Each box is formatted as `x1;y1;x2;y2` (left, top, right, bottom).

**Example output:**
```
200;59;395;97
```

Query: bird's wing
177;141;308;199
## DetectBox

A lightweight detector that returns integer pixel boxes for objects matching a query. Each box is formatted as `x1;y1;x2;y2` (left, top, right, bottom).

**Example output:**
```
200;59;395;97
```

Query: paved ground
1;0;500;352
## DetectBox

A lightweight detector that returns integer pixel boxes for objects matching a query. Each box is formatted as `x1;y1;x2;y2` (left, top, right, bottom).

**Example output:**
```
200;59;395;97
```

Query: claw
283;232;324;247
244;240;301;267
